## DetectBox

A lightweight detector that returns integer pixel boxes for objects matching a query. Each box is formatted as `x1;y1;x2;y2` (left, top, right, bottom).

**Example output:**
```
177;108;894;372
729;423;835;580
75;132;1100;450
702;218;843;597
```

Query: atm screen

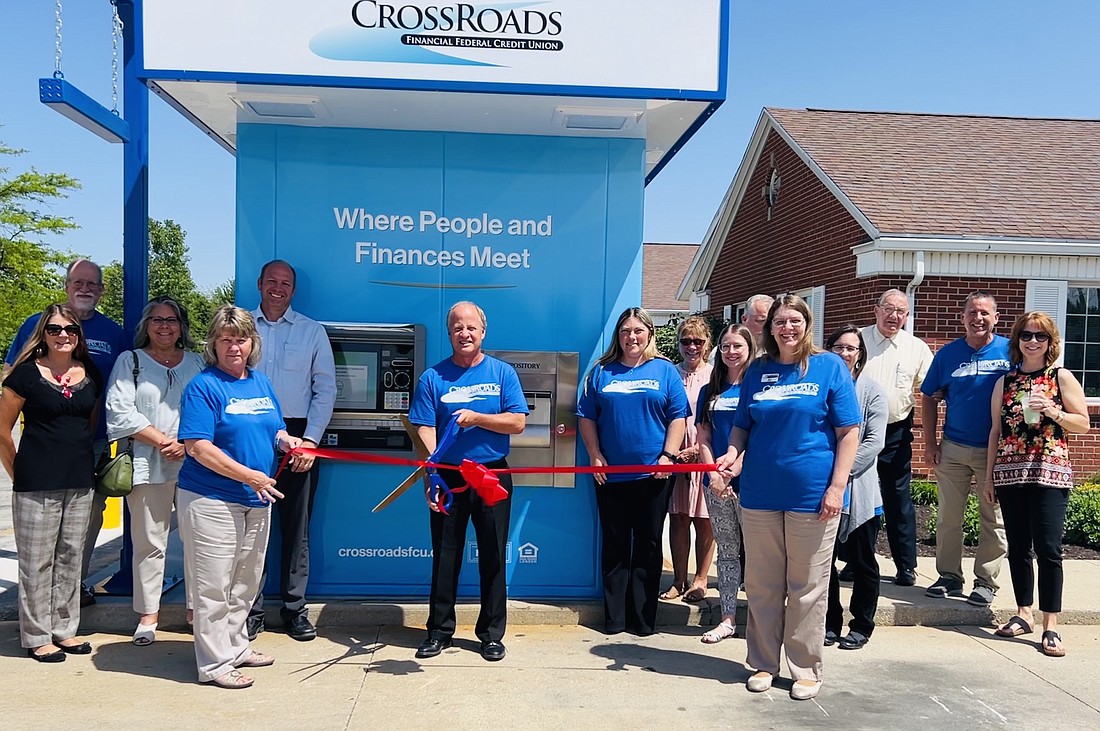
333;348;379;412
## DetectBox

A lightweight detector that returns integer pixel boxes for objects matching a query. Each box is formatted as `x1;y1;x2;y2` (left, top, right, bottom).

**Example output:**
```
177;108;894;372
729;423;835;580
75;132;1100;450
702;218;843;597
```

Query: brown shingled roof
643;243;699;312
766;108;1100;241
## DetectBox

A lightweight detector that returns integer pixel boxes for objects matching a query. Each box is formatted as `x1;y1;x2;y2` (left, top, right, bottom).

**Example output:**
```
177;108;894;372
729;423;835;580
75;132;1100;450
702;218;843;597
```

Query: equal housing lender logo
311;2;564;65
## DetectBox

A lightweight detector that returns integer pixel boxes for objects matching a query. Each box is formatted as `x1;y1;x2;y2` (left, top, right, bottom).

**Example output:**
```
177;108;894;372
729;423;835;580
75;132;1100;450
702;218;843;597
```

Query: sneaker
80;583;96;608
924;577;965;599
966;585;996;607
246;615;265;641
894;569;917;587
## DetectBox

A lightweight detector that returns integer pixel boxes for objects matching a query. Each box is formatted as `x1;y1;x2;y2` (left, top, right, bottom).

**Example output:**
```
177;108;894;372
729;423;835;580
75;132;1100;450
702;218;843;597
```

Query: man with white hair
741;294;774;346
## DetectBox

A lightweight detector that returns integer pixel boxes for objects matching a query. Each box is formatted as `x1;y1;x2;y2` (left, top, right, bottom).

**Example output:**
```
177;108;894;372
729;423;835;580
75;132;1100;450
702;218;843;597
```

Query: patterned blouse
992;367;1073;489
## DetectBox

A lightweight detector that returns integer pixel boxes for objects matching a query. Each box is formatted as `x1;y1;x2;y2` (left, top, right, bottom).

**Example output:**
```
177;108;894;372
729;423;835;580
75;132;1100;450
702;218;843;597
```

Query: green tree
101;218;228;348
0;142;80;358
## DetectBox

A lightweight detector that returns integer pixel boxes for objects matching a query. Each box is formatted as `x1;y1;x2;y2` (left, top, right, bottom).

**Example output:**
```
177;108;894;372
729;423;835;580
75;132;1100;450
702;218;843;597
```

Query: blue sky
1;1;1098;290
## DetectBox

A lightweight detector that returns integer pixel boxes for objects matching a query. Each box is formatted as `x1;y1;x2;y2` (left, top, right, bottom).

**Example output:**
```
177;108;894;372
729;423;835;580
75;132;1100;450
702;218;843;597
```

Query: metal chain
53;0;64;78
111;1;123;114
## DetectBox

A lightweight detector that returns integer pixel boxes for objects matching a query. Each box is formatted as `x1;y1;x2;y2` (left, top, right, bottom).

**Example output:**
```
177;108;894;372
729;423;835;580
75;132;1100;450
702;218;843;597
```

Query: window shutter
811;285;825;347
1025;280;1067;365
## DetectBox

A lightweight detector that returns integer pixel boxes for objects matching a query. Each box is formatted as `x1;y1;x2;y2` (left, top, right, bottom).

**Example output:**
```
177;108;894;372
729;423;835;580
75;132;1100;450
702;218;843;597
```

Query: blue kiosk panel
236;124;644;598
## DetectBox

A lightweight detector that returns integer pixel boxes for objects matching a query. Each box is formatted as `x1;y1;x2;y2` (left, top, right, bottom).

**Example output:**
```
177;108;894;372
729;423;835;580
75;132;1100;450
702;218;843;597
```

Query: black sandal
1041;630;1066;657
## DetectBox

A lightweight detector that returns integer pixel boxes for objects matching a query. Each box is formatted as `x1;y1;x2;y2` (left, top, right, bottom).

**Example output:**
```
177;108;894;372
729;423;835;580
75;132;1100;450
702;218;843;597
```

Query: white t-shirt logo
225;396;276;415
602;378;661;395
441;383;502;404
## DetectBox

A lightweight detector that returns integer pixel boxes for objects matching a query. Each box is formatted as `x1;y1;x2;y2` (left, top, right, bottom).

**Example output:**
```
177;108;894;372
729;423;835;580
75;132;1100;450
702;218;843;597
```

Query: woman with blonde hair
578;307;690;635
177;305;301;688
716;294;860;700
984;312;1089;657
662;315;715;604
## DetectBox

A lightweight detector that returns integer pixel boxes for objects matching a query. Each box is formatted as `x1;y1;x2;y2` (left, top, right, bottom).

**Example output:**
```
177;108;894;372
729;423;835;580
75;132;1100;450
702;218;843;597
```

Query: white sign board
139;0;724;98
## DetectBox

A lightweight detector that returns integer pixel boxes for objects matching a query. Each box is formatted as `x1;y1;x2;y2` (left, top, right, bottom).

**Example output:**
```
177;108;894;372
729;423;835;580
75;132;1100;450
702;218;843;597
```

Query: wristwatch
660;450;677;461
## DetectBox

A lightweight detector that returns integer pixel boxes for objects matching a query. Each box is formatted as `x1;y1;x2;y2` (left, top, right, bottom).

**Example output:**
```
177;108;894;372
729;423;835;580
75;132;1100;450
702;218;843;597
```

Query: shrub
910;479;938;506
1064;488;1100;550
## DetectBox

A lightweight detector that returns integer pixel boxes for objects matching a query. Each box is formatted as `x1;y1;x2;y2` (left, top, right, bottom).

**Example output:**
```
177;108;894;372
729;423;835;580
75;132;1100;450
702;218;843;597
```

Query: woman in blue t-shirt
578;307;690;636
176;306;301;690
696;323;756;644
716;294;861;702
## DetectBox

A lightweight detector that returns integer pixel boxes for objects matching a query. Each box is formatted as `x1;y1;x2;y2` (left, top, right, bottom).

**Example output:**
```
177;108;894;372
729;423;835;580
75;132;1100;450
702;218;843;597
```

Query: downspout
905;251;926;332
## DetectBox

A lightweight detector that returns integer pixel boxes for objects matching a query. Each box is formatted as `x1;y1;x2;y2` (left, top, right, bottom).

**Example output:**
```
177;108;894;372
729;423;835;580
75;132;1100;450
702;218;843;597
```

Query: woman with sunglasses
105;297;204;645
0;304;102;662
696;323;756;643
662;316;715;604
823;324;887;651
578;307;690;635
983;312;1089;657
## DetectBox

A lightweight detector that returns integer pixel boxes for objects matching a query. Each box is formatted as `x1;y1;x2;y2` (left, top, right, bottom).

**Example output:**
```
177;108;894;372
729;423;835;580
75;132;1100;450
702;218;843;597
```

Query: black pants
997;484;1069;613
827;516;881;637
877;417;917;573
595;476;672;635
251;418;316;621
427;460;512;643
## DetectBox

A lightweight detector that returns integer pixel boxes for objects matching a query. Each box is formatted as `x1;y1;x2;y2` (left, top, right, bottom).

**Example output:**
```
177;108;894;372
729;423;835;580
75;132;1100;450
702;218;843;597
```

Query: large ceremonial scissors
372;413;461;513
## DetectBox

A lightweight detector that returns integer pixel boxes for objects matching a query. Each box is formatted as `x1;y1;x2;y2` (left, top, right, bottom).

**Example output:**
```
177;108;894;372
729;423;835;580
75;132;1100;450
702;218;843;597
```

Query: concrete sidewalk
2;622;1098;730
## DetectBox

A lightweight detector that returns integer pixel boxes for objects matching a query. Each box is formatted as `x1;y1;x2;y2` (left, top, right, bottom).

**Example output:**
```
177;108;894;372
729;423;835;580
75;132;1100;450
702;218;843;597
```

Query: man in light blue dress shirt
248;260;336;641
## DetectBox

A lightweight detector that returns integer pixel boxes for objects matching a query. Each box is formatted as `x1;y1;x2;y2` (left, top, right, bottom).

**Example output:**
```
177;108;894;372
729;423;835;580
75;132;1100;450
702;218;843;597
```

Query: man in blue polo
3;258;130;606
920;291;1010;606
408;301;527;662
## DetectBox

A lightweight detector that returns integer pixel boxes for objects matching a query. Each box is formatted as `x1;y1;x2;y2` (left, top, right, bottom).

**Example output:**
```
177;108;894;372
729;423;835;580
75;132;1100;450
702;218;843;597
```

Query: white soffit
150;80;709;178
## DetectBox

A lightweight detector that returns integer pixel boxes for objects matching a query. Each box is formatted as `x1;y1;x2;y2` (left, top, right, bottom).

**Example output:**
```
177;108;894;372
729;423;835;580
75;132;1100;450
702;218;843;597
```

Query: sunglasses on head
45;324;81;336
679;338;706;347
1019;330;1050;343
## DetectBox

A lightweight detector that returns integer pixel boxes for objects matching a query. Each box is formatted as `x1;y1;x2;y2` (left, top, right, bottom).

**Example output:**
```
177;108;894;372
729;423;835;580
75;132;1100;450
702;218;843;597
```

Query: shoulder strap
125;351;139;450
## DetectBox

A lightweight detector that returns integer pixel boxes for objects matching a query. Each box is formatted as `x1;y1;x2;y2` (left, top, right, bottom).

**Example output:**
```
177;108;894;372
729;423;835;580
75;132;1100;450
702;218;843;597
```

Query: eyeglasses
151;317;180;326
772;318;805;328
718;343;744;353
831;345;861;354
679;338;706;347
877;306;908;316
68;279;102;290
1019;330;1051;343
45;324;81;336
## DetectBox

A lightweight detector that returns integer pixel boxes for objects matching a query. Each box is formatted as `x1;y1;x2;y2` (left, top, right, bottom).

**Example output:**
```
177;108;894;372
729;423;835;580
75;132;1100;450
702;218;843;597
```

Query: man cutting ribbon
407;301;527;662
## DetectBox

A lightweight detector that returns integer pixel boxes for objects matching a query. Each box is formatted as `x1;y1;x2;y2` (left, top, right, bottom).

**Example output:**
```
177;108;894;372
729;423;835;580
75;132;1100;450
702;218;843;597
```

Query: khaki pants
934;439;1006;590
741;508;837;683
178;488;269;683
128;480;178;615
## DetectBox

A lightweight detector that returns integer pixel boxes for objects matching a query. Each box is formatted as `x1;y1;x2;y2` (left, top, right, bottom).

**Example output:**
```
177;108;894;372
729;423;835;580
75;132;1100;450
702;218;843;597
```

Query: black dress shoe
838;631;869;650
246;615;265;641
28;647;66;663
837;565;855;582
285;614;317;642
57;641;92;655
416;636;452;659
895;569;917;587
824;630;840;647
480;640;506;661
80;584;96;608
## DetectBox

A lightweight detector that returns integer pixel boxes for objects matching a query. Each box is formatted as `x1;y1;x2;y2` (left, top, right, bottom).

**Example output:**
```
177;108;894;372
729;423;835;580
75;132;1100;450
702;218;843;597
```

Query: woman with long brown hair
0;304;102;662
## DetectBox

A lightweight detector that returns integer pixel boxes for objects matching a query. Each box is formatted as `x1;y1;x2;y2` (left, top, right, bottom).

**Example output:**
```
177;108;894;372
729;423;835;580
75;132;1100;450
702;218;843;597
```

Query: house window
1066;286;1100;398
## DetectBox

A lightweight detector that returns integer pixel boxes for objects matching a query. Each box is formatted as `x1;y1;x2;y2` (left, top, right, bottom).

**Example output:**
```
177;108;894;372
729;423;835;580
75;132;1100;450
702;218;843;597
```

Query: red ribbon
276;446;718;479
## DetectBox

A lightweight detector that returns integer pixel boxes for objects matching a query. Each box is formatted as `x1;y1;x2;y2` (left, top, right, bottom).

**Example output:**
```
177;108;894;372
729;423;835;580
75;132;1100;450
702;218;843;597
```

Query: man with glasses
860;289;933;587
919;291;1010;606
3;258;131;606
248;260;336;642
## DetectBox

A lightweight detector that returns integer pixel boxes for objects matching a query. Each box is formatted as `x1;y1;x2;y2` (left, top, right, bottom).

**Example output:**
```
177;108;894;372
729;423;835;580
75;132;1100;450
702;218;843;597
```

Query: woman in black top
0;304;102;662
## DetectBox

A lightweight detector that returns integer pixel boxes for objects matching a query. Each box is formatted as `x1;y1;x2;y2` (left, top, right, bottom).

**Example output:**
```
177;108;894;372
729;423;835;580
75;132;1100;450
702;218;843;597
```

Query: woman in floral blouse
982;312;1089;657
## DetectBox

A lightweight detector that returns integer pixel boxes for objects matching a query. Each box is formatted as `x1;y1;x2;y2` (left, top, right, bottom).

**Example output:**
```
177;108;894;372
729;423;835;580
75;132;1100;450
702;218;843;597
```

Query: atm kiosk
132;0;727;600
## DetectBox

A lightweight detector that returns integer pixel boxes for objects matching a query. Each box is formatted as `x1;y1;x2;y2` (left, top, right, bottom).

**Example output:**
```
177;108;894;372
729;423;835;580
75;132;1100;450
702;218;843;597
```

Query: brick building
642;242;699;326
679;108;1100;481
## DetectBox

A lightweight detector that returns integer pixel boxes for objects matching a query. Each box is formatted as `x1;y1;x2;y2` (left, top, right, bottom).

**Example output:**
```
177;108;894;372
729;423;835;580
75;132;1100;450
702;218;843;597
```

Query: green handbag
95;351;138;498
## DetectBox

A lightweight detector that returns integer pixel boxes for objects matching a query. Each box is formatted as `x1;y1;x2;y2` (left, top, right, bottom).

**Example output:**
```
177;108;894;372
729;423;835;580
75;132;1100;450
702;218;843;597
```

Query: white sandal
132;623;157;646
701;621;736;644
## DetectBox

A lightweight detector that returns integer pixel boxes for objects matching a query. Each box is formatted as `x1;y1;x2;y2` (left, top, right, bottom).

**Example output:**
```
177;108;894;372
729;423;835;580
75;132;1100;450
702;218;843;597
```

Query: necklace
55;372;73;399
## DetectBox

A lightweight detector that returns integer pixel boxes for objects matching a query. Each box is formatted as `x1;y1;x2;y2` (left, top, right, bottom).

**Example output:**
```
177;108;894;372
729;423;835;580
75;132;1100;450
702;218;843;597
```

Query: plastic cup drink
1022;384;1044;425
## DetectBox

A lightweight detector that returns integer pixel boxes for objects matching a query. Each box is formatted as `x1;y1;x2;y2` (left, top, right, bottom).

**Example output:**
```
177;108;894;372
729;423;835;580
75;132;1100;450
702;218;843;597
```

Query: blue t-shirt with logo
920;335;1011;448
5;310;130;440
408;355;528;465
177;367;286;507
576;358;690;482
734;353;862;512
697;381;741;491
